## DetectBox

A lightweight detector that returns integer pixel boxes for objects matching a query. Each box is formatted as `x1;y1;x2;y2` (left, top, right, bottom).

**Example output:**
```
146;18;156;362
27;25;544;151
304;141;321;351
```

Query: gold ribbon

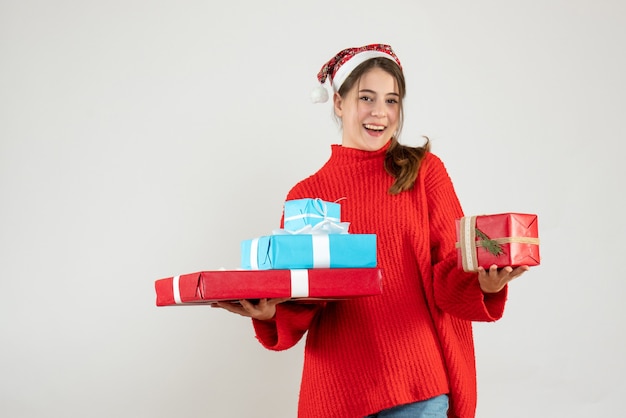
472;237;540;246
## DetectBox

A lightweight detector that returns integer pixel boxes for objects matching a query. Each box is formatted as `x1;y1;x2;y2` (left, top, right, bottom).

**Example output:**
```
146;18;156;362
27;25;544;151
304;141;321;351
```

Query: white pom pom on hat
310;84;329;103
310;43;403;104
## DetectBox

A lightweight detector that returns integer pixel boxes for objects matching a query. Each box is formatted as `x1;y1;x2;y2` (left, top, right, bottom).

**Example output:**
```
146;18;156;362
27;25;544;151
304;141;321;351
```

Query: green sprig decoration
475;228;505;256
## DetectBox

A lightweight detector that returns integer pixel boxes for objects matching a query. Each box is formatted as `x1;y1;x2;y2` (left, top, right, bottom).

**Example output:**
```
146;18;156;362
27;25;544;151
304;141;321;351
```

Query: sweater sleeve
252;302;323;351
423;154;507;322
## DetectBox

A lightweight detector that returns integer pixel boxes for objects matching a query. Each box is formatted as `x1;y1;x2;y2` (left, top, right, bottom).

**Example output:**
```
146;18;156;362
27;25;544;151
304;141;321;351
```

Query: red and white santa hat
310;43;403;103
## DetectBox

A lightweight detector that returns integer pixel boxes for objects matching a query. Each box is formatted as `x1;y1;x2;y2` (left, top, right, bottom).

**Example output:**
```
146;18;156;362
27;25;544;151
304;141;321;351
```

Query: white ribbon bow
283;198;340;226
272;219;350;236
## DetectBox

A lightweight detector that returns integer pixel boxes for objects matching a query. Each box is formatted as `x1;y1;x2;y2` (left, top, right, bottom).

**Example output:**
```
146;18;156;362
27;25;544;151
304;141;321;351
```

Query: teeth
364;124;385;131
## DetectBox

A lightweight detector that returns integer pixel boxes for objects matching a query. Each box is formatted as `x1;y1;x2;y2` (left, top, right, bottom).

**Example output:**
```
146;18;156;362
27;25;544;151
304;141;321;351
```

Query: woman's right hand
212;298;290;321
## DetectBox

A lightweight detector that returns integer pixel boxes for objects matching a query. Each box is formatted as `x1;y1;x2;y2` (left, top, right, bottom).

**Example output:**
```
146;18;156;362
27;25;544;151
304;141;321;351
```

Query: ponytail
384;137;430;194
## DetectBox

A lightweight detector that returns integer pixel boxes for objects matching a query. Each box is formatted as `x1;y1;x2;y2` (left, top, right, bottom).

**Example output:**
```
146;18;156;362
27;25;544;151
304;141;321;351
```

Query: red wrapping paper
456;213;540;272
155;268;383;306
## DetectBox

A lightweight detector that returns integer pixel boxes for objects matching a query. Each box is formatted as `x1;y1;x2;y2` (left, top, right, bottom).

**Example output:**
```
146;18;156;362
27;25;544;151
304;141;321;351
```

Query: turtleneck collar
328;140;391;165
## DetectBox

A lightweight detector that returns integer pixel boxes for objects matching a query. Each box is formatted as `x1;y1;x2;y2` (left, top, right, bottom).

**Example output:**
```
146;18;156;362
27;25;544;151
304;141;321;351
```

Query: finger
239;299;271;317
216;301;250;316
239;299;257;310
498;266;513;278
508;265;530;279
488;265;500;277
268;297;291;306
215;301;240;309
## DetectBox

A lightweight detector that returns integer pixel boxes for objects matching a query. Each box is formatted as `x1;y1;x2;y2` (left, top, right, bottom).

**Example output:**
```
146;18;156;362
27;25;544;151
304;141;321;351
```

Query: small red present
456;213;540;272
155;268;383;306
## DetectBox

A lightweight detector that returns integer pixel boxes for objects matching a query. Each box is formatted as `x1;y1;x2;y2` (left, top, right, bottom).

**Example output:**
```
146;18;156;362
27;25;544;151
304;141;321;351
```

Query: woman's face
333;67;400;151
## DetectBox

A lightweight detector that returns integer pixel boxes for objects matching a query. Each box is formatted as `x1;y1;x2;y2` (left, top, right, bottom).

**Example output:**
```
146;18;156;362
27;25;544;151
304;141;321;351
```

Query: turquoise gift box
283;198;341;232
241;234;377;270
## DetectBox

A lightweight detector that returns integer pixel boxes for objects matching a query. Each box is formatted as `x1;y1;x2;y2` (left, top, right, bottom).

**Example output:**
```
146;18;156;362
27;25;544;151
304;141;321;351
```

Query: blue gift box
283;198;341;232
241;234;377;270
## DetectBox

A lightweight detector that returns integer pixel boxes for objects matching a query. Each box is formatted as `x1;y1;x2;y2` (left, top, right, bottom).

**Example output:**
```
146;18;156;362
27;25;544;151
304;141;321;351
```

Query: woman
217;44;528;418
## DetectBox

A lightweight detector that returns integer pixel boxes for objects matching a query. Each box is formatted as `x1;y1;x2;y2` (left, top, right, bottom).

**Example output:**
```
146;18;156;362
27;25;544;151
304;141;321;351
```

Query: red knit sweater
253;143;507;418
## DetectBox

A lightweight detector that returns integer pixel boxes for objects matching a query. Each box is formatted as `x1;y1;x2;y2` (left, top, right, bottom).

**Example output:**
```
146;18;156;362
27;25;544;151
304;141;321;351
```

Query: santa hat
310;43;403;103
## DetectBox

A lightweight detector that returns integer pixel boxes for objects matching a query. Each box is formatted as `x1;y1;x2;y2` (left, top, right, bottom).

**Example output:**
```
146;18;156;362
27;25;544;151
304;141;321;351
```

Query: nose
371;107;386;117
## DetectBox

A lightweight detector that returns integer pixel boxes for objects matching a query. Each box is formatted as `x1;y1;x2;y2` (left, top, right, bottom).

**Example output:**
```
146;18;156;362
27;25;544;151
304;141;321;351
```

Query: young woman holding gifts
216;44;529;418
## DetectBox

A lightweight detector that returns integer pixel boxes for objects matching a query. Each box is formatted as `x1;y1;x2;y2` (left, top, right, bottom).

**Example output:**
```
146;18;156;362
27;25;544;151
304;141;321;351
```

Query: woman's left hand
477;264;530;294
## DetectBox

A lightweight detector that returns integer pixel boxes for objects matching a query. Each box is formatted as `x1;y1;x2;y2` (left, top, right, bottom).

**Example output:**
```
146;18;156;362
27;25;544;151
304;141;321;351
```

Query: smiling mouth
364;124;385;131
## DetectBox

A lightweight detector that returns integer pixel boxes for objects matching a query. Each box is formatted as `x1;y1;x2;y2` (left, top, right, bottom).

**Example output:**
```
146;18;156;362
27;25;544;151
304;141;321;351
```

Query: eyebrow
359;89;400;97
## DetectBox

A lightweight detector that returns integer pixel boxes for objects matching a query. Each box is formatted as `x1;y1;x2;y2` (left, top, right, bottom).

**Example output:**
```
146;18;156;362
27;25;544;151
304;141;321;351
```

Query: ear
333;92;343;117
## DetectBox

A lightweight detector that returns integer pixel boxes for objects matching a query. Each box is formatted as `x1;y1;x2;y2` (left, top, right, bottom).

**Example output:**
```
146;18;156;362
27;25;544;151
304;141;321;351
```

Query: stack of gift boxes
155;198;383;306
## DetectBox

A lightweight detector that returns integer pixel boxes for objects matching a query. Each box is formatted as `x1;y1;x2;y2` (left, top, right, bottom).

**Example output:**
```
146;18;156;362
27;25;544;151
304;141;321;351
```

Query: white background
1;1;624;417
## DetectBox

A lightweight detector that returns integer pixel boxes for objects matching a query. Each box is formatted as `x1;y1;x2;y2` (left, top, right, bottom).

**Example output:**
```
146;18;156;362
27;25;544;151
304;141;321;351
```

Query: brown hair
337;57;430;195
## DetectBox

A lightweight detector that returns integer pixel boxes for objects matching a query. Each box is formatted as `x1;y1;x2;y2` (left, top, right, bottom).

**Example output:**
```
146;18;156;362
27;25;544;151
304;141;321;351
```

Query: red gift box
456;213;540;272
155;268;383;306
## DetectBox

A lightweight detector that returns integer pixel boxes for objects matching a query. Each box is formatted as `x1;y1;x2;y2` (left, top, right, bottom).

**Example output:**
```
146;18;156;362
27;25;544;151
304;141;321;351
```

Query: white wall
1;1;624;416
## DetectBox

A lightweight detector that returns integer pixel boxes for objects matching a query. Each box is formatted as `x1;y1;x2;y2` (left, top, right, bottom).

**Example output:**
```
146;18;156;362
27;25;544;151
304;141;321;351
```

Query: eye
386;98;399;104
359;96;373;102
